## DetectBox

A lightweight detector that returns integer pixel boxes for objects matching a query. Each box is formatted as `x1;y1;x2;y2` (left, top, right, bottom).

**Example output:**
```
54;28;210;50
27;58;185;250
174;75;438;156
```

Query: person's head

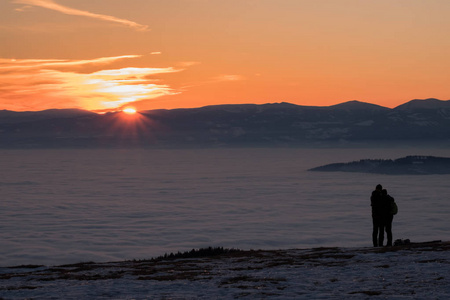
376;184;382;191
382;189;387;196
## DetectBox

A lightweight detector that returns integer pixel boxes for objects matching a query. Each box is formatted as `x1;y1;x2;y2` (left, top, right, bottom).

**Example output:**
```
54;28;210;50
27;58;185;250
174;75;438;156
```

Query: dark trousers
385;216;393;246
372;218;384;247
373;216;393;247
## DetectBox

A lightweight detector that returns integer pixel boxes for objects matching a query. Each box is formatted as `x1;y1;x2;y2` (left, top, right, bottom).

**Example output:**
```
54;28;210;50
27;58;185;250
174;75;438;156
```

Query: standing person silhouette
382;189;395;247
370;184;385;247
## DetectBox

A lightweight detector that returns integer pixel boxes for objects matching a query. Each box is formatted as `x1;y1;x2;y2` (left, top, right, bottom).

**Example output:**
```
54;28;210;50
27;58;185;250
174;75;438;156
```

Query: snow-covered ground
1;241;449;299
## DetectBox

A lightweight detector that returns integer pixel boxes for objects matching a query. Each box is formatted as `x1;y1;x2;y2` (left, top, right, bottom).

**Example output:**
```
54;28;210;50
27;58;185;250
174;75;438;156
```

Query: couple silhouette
371;184;396;247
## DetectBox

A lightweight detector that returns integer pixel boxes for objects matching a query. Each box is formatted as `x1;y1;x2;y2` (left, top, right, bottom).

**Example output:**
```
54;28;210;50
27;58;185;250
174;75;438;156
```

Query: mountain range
1;98;450;148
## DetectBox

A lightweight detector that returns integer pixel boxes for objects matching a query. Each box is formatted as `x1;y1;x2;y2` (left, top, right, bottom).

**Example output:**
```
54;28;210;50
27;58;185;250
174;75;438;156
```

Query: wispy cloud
178;61;201;67
213;74;246;82
13;0;149;31
14;5;32;12
0;55;182;111
0;55;140;71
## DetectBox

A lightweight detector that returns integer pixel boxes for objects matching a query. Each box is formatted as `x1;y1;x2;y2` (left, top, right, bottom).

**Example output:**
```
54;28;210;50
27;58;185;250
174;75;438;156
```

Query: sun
123;108;137;114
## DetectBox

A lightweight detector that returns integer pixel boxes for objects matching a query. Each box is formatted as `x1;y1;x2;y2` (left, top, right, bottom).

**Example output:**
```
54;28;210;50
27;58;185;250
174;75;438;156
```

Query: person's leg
372;219;379;247
378;224;385;247
385;217;393;246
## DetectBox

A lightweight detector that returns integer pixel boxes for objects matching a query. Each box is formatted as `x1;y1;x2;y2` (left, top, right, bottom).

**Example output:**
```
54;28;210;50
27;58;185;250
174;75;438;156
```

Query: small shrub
152;246;242;261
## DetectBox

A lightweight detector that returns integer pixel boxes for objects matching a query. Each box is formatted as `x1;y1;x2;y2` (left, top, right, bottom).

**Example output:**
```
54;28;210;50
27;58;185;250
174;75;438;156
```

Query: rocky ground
1;241;450;299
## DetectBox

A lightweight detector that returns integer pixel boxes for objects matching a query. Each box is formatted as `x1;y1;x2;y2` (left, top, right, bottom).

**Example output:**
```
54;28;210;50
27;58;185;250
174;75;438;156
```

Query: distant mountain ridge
0;109;96;124
1;98;450;148
329;100;390;111
394;98;450;111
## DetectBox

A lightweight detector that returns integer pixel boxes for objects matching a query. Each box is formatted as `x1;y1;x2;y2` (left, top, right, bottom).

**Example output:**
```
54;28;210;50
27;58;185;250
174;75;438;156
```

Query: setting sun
123;108;137;114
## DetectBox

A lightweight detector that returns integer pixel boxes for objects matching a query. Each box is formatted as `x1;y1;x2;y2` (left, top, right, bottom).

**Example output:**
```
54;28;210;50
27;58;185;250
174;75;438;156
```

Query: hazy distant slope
0;109;96;124
309;155;450;175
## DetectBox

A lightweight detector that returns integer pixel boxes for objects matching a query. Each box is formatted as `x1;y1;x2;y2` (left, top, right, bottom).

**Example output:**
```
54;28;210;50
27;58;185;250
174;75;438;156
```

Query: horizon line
1;98;448;114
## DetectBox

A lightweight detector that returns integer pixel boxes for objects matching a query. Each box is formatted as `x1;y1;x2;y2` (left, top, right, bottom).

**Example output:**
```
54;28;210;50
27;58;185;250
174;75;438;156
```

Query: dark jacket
383;193;395;218
371;190;386;220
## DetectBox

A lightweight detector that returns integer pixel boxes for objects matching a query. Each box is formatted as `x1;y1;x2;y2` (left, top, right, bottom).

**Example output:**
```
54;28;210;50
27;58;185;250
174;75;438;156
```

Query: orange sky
1;0;449;112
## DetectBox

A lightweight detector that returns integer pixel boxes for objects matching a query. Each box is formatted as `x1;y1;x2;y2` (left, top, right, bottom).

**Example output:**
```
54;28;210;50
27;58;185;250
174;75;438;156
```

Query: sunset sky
1;0;449;112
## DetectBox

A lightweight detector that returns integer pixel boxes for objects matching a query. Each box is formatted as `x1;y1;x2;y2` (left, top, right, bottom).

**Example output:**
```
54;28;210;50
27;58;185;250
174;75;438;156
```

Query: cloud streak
0;55;181;111
0;55;141;71
13;0;149;31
